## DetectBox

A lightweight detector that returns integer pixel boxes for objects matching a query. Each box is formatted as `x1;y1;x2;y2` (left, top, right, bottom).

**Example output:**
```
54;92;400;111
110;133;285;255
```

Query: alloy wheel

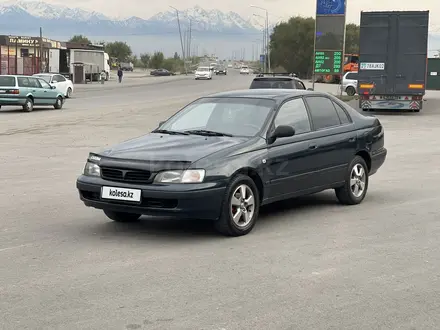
350;164;366;198
230;184;255;227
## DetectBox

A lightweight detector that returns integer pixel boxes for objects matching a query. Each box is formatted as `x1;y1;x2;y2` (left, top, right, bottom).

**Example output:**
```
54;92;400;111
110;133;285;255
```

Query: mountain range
0;1;266;36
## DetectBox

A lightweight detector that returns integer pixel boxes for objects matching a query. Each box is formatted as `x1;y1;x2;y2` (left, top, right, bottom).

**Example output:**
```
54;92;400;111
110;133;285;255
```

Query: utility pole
188;19;192;62
169;6;186;75
39;27;43;73
266;10;271;72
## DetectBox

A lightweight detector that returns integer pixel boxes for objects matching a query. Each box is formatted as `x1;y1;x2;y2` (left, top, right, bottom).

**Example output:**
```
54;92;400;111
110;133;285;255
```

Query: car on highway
194;66;213;80
342;71;358;96
0;75;65;112
33;73;74;98
250;73;307;89
77;89;387;237
150;68;175;76
216;66;227;75
240;66;250;74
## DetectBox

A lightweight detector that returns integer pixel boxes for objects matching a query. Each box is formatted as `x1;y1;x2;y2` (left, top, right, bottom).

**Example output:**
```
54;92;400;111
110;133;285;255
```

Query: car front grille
101;167;151;184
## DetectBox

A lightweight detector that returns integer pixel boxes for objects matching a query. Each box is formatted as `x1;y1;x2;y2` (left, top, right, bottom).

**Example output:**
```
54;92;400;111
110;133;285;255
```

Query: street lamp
250;5;270;72
169;6;186;74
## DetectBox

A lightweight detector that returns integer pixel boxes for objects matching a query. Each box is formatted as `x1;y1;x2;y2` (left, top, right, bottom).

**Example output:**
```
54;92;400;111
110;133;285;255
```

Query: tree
104;41;132;62
68;35;90;43
173;52;180;60
140;53;151;69
269;17;360;77
150;51;165;69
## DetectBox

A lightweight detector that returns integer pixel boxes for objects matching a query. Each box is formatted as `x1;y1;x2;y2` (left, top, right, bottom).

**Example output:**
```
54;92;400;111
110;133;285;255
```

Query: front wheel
335;156;369;205
54;96;63;109
214;175;260;237
103;210;141;222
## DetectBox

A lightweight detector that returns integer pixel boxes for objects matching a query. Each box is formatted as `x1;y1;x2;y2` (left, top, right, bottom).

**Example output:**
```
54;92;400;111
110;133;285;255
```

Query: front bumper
195;75;211;79
77;175;226;220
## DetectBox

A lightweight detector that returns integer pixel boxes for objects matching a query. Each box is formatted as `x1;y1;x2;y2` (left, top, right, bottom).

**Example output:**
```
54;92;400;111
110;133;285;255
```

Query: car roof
207;89;321;101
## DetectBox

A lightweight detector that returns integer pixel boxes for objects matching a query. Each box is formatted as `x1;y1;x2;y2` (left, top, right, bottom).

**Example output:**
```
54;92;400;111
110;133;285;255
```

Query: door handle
308;144;318;149
32;90;36;92
348;137;356;142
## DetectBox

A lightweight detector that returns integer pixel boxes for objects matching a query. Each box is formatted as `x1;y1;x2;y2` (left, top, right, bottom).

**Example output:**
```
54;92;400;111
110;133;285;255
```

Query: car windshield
0;76;16;87
250;79;294;89
242;66;248;69
198;67;209;72
159;97;275;137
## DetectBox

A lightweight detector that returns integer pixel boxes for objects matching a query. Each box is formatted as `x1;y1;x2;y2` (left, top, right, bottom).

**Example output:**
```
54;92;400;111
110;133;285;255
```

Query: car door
25;77;45;104
52;74;68;95
265;97;317;199
303;95;357;187
31;78;52;105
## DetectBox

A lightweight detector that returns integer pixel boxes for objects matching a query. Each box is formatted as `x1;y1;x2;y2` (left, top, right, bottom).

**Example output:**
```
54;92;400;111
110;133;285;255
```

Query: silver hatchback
342;71;358;96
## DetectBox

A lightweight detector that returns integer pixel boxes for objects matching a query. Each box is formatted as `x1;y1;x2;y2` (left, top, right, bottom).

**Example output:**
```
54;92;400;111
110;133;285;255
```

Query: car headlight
154;169;205;183
83;161;101;176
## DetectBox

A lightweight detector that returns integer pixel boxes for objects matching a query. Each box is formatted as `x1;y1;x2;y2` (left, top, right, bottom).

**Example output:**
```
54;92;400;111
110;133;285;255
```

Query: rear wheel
22;97;33;112
54;96;63;109
335;156;369;205
214;175;260;237
103;210;141;222
346;86;356;96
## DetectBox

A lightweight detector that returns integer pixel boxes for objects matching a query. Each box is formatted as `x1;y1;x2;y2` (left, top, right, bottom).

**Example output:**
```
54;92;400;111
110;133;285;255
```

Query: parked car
150;69;175;76
76;89;387;237
250;73;307;89
33;73;74;98
240;66;250;74
194;66;213;80
0;75;64;112
342;71;358;96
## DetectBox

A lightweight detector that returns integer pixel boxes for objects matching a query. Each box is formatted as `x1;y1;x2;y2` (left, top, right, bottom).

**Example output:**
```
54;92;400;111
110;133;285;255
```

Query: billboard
313;0;346;76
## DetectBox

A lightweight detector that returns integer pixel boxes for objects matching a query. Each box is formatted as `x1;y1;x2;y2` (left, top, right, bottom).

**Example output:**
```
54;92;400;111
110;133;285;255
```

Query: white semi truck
49;49;110;81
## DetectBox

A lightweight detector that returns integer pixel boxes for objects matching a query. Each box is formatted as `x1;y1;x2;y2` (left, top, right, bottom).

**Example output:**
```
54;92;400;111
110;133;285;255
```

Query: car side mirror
268;125;295;144
158;121;165;127
51;85;56;89
307;88;314;91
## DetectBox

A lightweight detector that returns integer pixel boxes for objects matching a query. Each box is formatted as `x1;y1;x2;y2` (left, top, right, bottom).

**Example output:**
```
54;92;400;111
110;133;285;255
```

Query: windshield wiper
152;129;189;135
185;129;233;137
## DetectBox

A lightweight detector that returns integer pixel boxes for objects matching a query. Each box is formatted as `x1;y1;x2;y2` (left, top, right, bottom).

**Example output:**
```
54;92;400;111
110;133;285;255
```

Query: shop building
0;35;64;75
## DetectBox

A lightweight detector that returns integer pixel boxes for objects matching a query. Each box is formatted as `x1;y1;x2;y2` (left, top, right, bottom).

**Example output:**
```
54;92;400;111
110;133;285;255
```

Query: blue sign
316;0;345;15
260;54;265;63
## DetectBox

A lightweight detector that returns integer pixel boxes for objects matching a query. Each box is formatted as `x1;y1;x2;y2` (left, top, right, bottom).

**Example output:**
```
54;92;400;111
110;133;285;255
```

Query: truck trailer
49;49;110;81
357;10;429;112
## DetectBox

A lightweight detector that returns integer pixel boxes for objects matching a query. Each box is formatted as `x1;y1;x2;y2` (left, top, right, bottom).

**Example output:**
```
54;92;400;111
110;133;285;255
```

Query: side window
274;98;311;135
346;73;358;80
17;77;30;87
305;96;341;130
295;81;306;89
332;101;351;124
55;75;66;82
28;78;42;88
38;79;51;89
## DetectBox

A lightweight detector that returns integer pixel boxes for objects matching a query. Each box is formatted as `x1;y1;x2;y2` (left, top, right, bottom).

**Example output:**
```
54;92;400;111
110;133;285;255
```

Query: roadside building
0;35;64;75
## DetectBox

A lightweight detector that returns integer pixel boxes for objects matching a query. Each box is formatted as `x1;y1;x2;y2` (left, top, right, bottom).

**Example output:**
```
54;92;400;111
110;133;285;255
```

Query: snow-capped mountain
0;1;262;36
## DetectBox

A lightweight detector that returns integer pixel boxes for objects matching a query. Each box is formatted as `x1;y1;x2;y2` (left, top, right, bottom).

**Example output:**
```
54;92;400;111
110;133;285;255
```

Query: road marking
0;243;34;253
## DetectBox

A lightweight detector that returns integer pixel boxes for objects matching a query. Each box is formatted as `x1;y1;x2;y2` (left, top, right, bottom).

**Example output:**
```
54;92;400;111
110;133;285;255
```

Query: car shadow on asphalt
85;192;340;240
0;107;57;114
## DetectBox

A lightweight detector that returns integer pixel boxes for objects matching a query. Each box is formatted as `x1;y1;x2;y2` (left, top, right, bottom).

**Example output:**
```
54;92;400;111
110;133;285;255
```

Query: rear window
0;76;16;87
250;79;294;89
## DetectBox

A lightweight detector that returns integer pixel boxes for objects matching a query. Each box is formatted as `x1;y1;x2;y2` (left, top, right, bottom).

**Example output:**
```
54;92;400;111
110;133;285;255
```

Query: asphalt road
1;70;440;330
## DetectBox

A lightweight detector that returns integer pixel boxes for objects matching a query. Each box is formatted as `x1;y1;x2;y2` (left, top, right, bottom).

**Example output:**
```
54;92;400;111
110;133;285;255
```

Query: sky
35;0;440;31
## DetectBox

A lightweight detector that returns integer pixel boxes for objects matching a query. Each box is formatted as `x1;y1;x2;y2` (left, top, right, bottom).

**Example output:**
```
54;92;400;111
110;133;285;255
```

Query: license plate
101;186;141;202
382;96;399;100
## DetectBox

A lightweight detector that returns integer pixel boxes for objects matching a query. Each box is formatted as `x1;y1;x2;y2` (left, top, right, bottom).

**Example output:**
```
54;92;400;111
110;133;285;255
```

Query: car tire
335;156;369;205
66;87;72;98
103;210;141;222
346;86;356;96
22;97;33;112
54;96;63;110
214;174;260;237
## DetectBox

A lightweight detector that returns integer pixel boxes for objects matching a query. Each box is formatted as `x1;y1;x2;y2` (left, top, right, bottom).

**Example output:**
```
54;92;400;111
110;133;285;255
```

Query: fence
0;55;41;75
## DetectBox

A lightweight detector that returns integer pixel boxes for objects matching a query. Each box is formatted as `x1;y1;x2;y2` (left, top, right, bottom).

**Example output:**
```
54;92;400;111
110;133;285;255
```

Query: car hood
98;133;248;163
